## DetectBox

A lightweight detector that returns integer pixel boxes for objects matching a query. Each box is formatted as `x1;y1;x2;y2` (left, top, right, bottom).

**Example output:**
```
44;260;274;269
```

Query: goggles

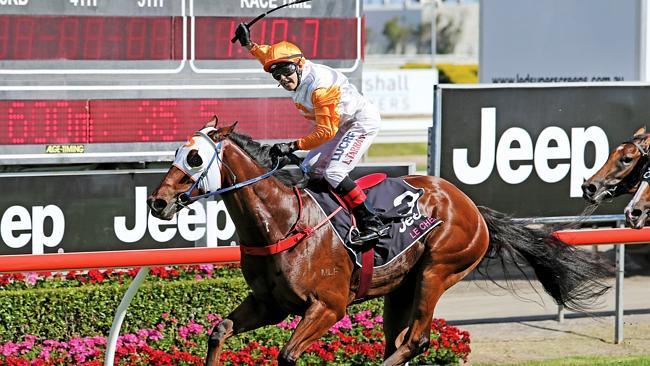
270;63;297;80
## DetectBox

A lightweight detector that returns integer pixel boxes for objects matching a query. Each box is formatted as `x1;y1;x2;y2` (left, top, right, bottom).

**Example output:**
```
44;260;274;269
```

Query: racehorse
581;127;650;227
582;127;650;204
148;117;612;366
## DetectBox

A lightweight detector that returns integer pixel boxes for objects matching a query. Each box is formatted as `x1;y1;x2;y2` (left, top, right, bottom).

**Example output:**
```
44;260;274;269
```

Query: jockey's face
271;63;299;91
277;71;299;91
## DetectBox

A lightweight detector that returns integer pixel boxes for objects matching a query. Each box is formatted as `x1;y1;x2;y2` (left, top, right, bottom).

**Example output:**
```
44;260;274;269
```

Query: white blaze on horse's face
625;181;650;229
172;127;224;194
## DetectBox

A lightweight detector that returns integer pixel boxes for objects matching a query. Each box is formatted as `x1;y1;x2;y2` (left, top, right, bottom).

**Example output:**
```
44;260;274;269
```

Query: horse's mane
228;132;309;188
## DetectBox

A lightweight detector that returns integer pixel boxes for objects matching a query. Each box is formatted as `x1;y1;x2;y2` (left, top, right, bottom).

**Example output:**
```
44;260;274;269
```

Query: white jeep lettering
0;205;65;254
114;186;236;245
453;107;608;197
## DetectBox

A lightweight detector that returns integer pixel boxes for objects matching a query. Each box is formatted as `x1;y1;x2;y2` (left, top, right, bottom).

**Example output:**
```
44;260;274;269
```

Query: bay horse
581;127;650;227
148;117;612;366
582;127;650;204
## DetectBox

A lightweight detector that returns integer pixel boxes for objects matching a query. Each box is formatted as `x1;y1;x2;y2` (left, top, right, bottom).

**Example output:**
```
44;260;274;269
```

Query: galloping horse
582;127;650;204
148;118;612;366
581;127;650;227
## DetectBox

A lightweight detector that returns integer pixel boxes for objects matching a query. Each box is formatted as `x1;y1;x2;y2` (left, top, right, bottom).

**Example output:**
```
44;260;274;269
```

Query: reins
176;131;334;256
177;131;281;207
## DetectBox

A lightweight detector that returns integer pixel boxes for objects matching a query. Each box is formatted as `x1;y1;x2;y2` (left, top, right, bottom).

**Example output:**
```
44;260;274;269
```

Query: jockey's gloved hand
270;141;297;158
234;23;251;47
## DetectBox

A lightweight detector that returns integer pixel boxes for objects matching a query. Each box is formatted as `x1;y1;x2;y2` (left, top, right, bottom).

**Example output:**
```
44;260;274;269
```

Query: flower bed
0;266;471;365
0;264;241;291
0;311;469;365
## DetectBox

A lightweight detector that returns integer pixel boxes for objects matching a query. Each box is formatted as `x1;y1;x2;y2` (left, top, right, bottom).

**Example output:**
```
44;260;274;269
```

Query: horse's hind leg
278;300;344;365
382;267;446;366
206;294;287;366
383;273;416;358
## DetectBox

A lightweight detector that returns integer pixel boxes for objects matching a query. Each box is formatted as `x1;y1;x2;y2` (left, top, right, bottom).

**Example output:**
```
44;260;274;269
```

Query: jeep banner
429;84;650;218
0;165;412;256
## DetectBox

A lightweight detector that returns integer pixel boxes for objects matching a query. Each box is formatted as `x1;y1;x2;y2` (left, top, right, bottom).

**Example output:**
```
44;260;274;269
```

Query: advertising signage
430;84;650;218
0;164;412;256
0;170;235;256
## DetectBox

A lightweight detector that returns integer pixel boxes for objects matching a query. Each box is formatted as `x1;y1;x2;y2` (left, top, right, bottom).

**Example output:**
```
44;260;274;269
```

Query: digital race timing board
0;0;362;164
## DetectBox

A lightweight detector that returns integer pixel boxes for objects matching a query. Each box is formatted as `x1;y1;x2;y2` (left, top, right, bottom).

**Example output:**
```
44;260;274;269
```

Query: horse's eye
187;151;203;168
622;156;634;164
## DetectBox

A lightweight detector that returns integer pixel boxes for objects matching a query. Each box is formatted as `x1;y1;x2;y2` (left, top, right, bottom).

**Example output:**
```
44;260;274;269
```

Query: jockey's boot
334;176;389;246
350;200;390;244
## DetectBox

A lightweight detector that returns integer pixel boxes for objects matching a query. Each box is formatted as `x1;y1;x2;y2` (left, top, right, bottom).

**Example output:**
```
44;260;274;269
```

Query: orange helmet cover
262;41;306;72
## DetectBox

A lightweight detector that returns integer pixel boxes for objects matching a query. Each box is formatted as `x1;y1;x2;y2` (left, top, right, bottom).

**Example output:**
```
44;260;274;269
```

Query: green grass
367;143;428;157
475;355;650;366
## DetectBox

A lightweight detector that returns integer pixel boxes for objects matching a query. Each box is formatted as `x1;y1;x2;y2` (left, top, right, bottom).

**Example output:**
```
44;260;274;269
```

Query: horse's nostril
149;198;168;212
584;184;597;194
631;209;643;218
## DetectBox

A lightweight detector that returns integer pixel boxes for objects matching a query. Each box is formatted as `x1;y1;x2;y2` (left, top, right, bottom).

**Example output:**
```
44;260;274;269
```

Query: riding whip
230;0;313;43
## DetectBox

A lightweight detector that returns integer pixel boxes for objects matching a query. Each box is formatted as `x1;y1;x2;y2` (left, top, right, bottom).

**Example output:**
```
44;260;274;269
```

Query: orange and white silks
250;42;381;187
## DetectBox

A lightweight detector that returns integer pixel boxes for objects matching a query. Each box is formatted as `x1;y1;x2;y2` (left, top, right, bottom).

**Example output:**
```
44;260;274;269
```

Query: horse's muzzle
147;197;171;219
625;207;647;229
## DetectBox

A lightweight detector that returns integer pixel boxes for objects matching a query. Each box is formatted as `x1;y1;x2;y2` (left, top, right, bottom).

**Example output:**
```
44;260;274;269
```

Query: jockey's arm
249;43;270;64
296;87;341;150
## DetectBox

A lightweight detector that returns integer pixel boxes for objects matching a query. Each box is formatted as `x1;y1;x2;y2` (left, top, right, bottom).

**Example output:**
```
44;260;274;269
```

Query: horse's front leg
278;300;344;366
206;294;287;366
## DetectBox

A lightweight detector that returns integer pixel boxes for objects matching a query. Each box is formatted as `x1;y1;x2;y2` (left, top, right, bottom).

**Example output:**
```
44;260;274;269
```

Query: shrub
0;267;471;365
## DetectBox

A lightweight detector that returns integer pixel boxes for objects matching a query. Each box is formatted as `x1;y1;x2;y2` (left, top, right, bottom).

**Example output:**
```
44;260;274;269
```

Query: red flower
87;270;105;283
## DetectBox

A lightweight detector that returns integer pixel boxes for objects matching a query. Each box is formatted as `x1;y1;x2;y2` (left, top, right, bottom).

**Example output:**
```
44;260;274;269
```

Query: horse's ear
220;121;238;137
633;126;646;137
205;115;219;128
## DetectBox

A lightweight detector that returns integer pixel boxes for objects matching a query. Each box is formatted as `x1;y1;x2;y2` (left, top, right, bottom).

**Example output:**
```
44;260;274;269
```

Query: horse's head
147;116;236;220
581;127;650;204
624;174;650;228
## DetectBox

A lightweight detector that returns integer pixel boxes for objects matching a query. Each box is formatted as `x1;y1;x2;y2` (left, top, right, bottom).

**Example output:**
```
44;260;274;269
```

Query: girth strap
240;187;342;256
355;247;375;301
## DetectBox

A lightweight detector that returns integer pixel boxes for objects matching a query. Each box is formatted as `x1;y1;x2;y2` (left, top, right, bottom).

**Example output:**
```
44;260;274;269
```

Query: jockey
235;23;389;244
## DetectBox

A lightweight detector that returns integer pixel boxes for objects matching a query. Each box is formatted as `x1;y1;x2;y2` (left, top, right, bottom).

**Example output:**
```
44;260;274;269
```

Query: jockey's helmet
262;41;305;72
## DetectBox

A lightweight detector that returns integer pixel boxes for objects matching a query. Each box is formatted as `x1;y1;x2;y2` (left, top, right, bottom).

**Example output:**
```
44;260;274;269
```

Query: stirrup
348;225;390;246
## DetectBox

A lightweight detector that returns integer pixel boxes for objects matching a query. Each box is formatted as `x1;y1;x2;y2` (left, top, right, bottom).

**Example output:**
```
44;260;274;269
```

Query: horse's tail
477;206;613;311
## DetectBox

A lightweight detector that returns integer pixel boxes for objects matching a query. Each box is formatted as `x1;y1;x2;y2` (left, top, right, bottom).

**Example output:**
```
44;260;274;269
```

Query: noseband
177;132;281;207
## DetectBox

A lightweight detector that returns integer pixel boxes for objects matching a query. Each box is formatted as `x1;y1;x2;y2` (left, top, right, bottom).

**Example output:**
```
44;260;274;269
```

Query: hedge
0;268;470;364
0;277;251;342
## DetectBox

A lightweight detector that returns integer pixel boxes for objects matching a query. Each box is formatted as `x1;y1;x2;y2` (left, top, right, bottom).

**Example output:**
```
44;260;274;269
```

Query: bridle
175;130;281;207
630;138;650;157
604;138;650;199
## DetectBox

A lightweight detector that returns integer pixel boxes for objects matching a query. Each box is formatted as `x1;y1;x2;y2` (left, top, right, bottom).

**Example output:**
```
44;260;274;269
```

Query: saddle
304;173;443;268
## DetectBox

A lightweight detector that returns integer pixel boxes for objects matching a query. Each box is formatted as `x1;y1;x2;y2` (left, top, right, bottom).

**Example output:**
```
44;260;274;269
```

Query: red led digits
1;101;87;144
0;15;182;60
0;17;7;58
126;18;146;60
58;18;79;59
0;15;356;61
299;19;319;58
14;17;34;59
0;99;314;144
151;18;172;59
83;17;103;59
269;19;289;45
321;18;345;59
194;17;357;60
